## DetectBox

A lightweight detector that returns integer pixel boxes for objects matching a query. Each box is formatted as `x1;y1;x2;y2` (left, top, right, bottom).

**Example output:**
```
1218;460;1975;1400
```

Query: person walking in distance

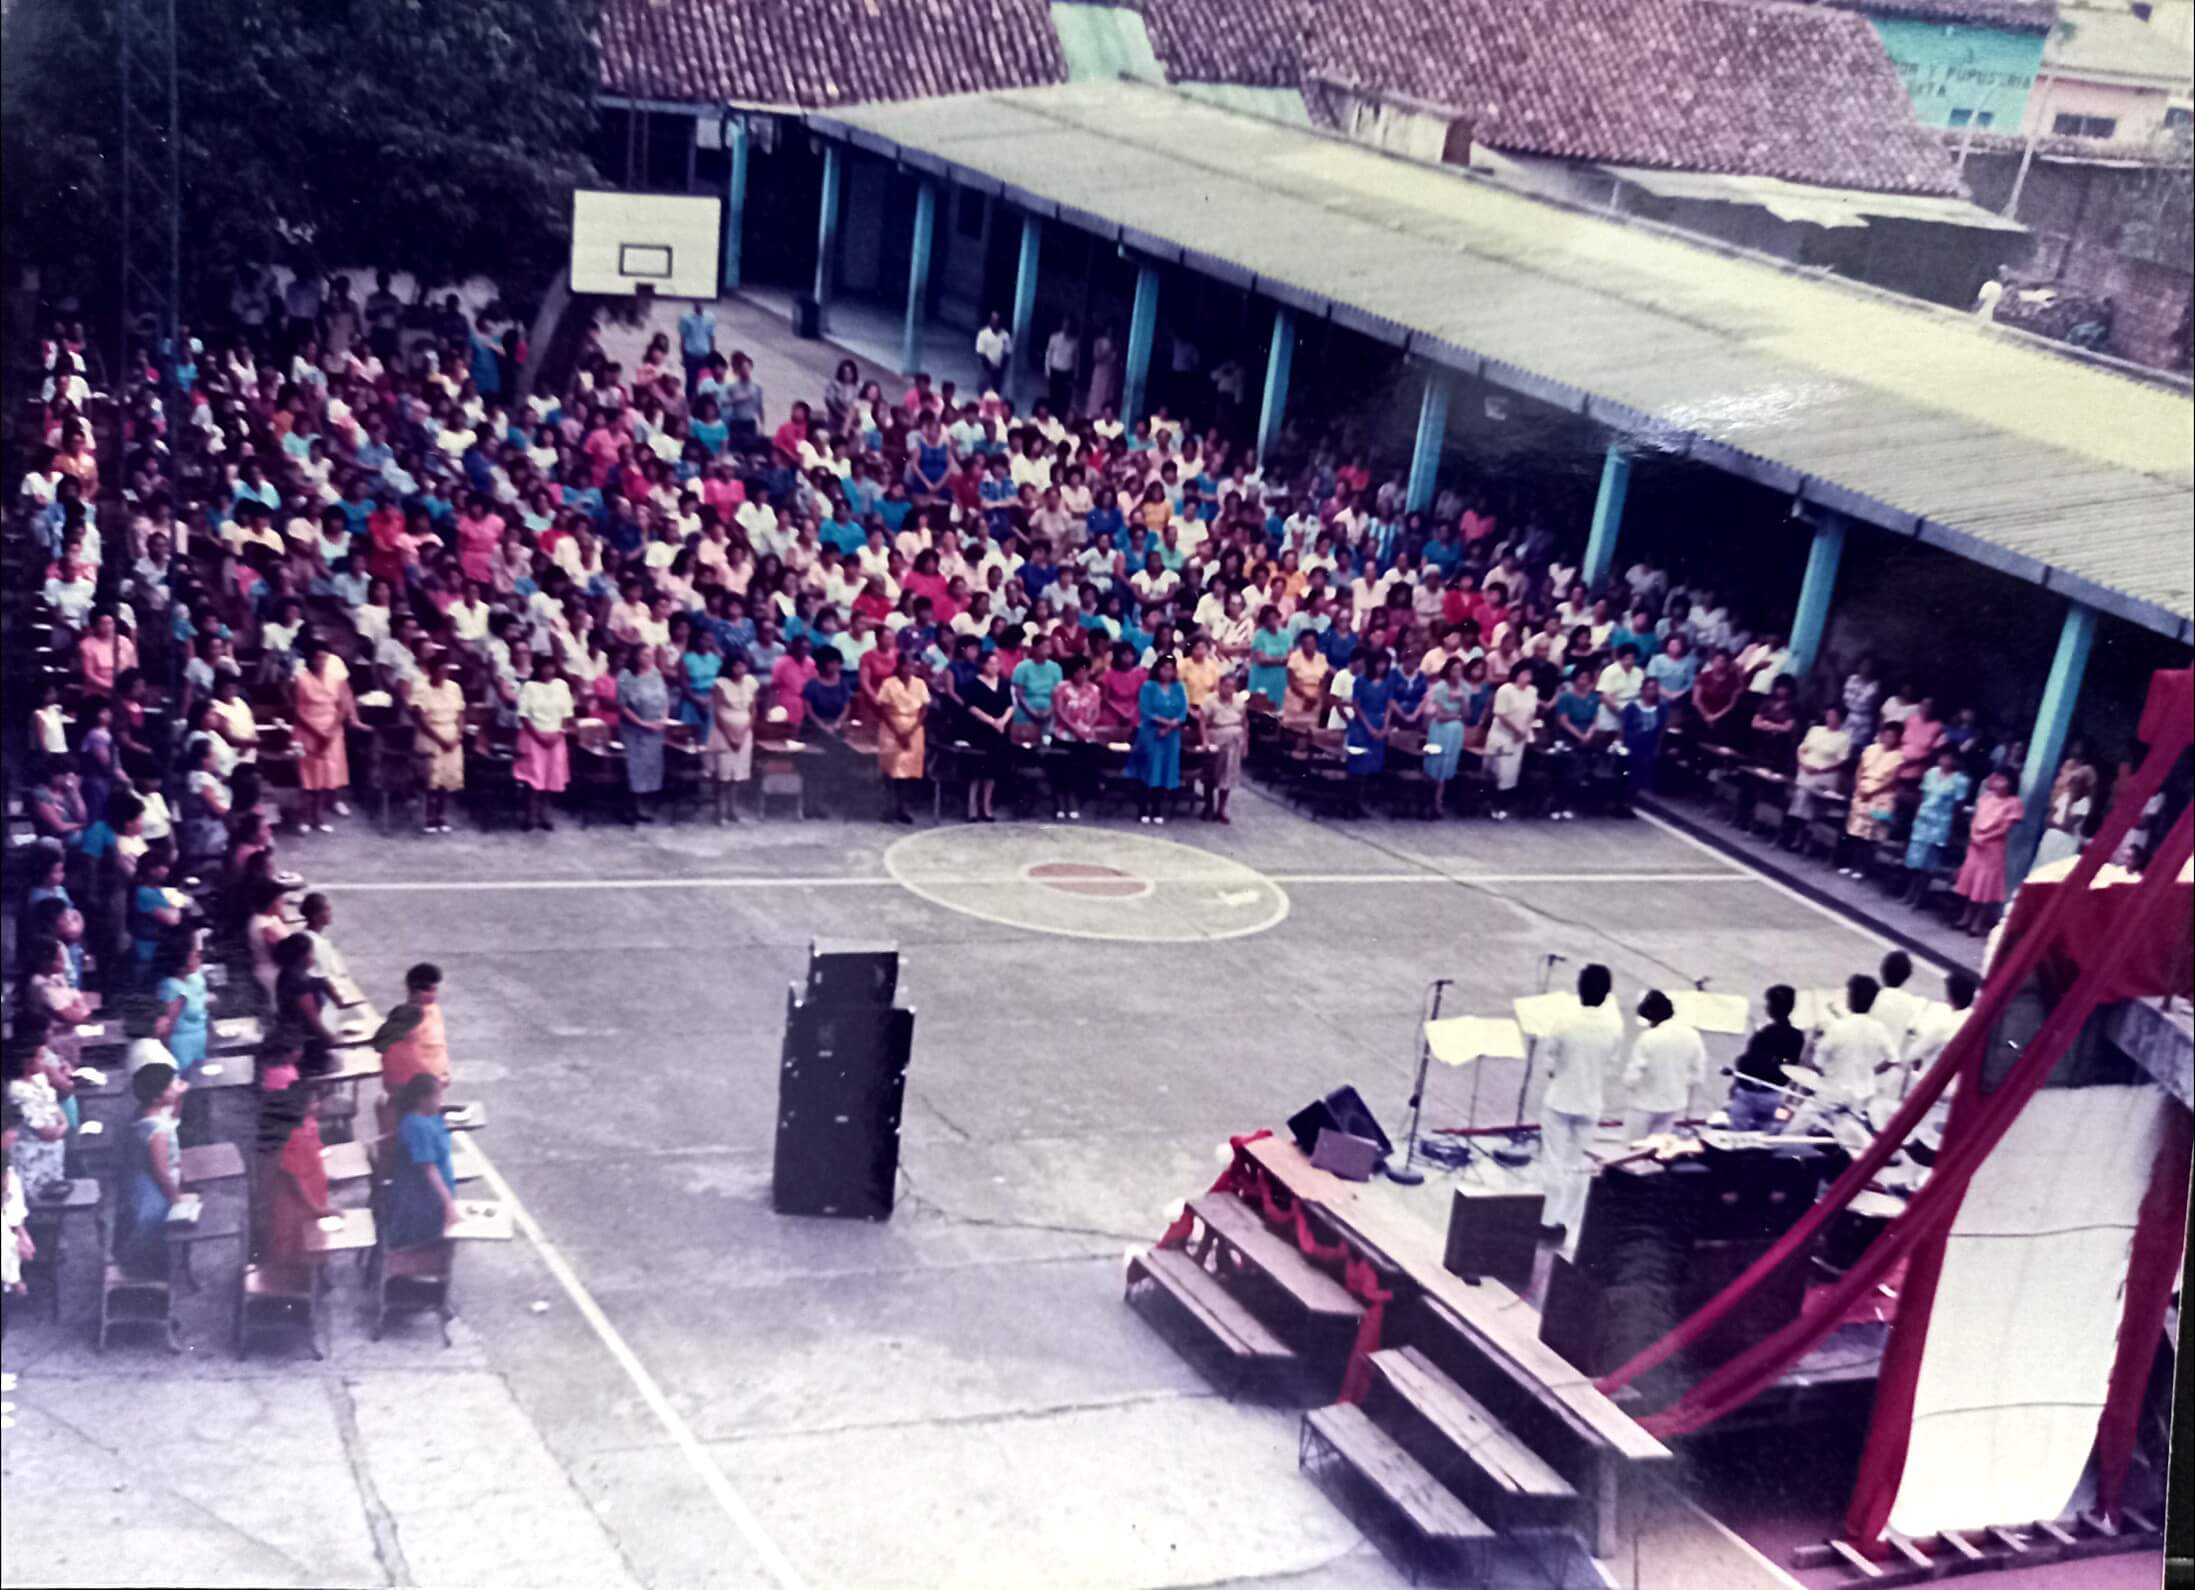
974;311;1012;394
1537;963;1623;1242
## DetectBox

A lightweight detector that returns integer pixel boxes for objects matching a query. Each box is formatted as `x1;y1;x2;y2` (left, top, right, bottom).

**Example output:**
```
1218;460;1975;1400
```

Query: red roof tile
599;0;1069;109
1299;0;1969;196
1137;0;1314;89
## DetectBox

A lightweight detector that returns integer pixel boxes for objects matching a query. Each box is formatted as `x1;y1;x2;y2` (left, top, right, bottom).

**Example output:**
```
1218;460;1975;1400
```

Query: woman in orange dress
874;652;930;825
255;1080;336;1268
290;636;358;832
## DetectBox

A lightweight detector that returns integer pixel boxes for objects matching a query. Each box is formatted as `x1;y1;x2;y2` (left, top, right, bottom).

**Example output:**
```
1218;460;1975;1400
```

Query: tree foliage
1;0;601;315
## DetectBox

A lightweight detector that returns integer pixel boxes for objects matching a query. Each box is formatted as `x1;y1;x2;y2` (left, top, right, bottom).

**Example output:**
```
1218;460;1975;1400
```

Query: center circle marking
1023;861;1154;900
883;824;1290;942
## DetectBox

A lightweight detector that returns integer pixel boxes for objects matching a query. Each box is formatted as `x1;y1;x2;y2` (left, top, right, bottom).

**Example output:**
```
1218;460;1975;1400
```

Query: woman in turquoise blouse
1247;608;1291;708
152;935;210;1074
677;629;723;739
115;1062;185;1278
1901;748;1972;905
1129;656;1189;823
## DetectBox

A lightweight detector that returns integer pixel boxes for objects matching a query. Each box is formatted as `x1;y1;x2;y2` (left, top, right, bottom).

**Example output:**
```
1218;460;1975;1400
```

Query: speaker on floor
1286;1085;1394;1159
804;939;900;1007
773;986;915;1221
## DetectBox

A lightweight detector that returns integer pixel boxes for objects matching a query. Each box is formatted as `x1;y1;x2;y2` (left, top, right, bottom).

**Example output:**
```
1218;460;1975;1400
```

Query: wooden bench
1300;1402;1492;1580
1125;1246;1295;1391
1189;1194;1363;1322
1367;1346;1578;1533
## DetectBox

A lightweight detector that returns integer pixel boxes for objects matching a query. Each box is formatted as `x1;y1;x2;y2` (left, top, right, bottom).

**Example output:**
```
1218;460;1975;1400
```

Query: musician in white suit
1537;963;1624;1240
1623;990;1706;1144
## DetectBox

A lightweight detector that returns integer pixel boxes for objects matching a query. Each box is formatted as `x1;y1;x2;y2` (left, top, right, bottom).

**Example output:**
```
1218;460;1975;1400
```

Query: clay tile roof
1299;0;1969;196
599;0;1070;110
1137;0;1316;88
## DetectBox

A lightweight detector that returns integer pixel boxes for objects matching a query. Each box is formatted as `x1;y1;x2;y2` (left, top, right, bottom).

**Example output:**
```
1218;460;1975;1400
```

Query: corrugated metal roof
815;80;2194;638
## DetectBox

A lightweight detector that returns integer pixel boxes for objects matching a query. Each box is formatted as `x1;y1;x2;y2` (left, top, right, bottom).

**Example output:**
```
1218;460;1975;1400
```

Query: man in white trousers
1622;989;1706;1144
1538;962;1624;1241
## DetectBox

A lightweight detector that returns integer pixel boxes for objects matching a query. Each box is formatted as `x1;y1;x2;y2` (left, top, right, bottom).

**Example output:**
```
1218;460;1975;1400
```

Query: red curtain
1592;671;2194;1434
1654;807;2194;1452
2093;1095;2193;1520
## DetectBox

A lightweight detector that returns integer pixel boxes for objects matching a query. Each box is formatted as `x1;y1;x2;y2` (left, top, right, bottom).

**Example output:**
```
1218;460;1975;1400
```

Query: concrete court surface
0;782;1937;1590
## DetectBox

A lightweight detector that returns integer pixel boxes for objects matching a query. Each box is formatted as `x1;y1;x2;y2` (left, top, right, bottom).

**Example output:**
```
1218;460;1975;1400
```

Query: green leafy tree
1;0;600;321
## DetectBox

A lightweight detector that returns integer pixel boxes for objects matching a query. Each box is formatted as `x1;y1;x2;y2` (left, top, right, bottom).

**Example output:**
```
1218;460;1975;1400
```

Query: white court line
465;1136;811;1590
1637;810;1910;959
318;869;1751;893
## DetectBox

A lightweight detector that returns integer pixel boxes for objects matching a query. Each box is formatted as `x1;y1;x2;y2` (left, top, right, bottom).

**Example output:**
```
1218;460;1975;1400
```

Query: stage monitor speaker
1443;1185;1543;1292
805;939;899;1007
1287;1085;1394;1159
1310;1129;1382;1182
773;996;913;1220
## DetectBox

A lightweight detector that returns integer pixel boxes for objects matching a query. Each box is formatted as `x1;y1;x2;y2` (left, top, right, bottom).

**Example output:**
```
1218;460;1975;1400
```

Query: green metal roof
814;80;2195;640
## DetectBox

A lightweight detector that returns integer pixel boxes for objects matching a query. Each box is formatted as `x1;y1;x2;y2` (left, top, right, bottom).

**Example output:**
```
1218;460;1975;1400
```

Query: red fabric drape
1594;684;2194;1410
2093;1101;2193;1521
1844;804;2195;1541
1153;1132;1393;1403
1641;807;2195;1448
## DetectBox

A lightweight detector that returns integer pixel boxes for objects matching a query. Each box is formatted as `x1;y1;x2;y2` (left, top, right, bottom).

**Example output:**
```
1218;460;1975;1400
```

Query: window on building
1976;110;1996;128
2053;112;2121;139
1949;108;1973;127
2166;106;2192;131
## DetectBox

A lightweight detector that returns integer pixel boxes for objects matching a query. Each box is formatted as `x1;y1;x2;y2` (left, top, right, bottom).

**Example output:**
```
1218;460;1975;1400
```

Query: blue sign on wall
1872;18;2045;130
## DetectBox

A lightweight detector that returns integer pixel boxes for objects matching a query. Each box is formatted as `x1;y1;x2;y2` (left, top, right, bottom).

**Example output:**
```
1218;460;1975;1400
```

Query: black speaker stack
772;941;913;1221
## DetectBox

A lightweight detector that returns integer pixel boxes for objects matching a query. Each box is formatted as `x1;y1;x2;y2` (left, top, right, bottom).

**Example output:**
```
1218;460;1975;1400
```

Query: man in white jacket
1623;990;1706;1144
1538;963;1624;1240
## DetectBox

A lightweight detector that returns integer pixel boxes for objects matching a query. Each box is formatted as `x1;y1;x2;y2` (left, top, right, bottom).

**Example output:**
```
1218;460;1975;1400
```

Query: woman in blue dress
615;647;674;823
1901;747;1972;906
1247;608;1291;708
114;1061;185;1279
677;628;723;740
1421;657;1469;816
151;935;210;1075
385;1072;458;1250
1345;649;1398;817
1128;655;1189;824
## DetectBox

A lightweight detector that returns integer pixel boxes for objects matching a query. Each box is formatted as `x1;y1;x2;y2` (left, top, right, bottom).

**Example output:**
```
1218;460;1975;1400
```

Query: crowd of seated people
12;283;2149;939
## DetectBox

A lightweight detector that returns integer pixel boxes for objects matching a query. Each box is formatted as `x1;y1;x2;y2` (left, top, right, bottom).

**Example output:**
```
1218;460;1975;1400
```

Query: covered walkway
800;79;2192;884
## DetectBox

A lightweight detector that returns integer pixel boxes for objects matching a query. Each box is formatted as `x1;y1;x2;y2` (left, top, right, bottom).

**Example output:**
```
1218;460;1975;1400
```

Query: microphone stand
1385;977;1452;1185
1509;951;1565;1138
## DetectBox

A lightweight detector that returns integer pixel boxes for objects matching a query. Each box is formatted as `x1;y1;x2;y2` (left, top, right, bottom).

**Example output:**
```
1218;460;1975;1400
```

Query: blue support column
901;180;937;376
2008;601;2098;886
1582;443;1632;594
1256;305;1294;464
1788;514;1847;682
812;143;843;329
1405;371;1450;514
720;114;749;292
1122;263;1160;425
1008;213;1041;403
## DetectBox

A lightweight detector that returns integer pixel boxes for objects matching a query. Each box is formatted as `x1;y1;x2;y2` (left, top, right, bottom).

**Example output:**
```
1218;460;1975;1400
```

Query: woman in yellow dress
1177;635;1223;713
1281;631;1331;729
409;652;468;834
1839;721;1904;876
874;652;931;825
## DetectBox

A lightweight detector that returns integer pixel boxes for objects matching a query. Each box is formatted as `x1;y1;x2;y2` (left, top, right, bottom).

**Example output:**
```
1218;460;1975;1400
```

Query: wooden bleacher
1123;1246;1295;1391
1129;1133;1671;1577
1299;1403;1493;1582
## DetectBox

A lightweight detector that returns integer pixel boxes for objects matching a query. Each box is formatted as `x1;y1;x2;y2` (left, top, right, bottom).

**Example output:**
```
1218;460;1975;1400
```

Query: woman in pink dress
454;494;504;588
290;637;358;832
1952;769;2023;935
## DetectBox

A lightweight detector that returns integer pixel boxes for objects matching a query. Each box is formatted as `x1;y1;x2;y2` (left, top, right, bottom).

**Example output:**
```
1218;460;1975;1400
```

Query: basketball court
2;787;1946;1588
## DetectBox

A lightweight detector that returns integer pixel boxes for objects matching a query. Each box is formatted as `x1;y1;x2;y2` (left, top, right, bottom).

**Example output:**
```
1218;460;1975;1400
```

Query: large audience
11;274;2157;964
